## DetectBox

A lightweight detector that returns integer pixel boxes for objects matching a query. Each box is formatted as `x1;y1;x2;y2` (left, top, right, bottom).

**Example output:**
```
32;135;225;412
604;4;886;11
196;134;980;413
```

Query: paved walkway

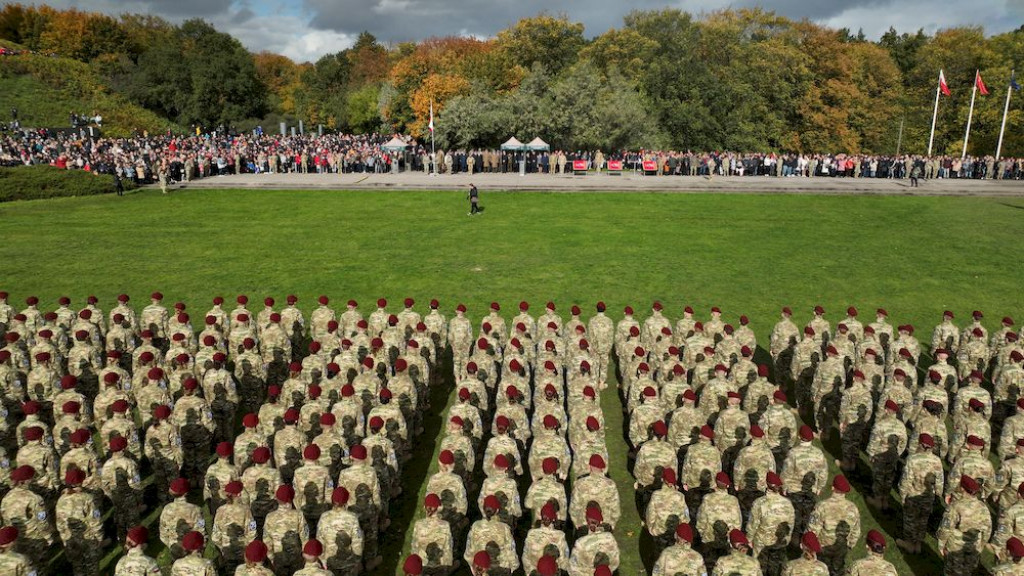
175;171;1024;196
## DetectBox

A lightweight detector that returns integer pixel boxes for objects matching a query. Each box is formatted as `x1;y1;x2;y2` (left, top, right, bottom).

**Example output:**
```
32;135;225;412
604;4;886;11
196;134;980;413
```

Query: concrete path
174;171;1024;196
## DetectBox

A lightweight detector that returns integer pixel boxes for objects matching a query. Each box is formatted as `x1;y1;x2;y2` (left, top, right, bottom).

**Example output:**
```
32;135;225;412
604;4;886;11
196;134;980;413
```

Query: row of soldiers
765;305;1024;576
0;292;457;576
594;301;1023;576
406;301;623;576
1;293;1023;575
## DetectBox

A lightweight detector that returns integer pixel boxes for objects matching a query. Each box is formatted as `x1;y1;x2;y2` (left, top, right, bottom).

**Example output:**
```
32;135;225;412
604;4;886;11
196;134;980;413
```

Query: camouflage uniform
100;451;142;540
780;556;828;576
646;483;689;544
317;502;363;575
757;401;797;467
568;529;618;576
992;498;1024;554
937;490;992;576
652;541;706;576
569;473;620;530
865;410;907;505
160;496;205;558
113;546;162;576
464;516;518;572
172;390;215;486
264;502;310;576
845;551;897;576
747;490;794;576
336;457;382;566
411;515;454;572
897;447;944;549
2;482;54;571
695;487;741;562
211;498;257;568
241;460;282;530
522;524;570;574
169;552;217;576
712;548;763;576
806;491;860;576
837;378;873;468
780;440;827;536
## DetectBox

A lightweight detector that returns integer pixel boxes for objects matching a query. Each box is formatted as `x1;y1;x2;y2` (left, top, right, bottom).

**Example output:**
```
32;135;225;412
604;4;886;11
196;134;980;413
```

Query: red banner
642;160;657;171
607;160;623;171
572;160;588;171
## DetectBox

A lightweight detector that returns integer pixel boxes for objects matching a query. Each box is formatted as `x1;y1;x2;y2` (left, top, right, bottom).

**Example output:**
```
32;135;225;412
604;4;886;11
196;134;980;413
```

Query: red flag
939;70;951;96
975;71;989;95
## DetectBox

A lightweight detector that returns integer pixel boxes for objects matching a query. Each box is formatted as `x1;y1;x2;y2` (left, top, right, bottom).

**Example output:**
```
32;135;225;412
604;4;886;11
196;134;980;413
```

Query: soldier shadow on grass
378;347;457;576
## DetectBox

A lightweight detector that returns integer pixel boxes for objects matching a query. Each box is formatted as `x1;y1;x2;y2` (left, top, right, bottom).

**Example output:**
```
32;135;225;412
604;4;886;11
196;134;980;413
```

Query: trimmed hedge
0;165;132;202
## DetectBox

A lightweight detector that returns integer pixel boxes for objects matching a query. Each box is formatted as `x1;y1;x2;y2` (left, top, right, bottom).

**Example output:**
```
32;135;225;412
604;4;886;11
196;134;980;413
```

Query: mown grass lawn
1;188;1022;575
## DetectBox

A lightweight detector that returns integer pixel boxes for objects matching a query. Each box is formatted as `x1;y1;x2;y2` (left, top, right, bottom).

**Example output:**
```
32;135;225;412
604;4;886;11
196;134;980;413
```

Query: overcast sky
34;0;1023;62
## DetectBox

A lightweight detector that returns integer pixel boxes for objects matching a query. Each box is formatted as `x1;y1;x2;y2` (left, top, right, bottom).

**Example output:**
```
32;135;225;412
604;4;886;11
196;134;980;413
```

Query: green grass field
1;188;1022;575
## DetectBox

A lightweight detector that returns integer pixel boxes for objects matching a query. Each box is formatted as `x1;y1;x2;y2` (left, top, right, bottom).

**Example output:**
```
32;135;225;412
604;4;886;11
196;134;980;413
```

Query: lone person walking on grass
468;183;480;215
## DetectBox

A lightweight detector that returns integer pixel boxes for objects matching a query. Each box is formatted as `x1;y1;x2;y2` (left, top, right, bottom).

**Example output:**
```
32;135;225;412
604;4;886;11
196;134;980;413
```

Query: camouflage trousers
181;431;212;486
721;445;742;477
943;546;982;576
272;547;303;576
238;377;265;416
840;423;867;465
325;552;362;576
813;392;840;438
65;536;102;576
151;455;180;504
218;543;245;573
110;488;141;541
756;544;788;576
902;493;936;545
820;543;851;576
789;492;817;537
355;508;380;563
20;536;52;576
870;454;899;501
212;403;236;445
738;489;765;522
774;350;794;384
684;488;710;525
794;369;814;413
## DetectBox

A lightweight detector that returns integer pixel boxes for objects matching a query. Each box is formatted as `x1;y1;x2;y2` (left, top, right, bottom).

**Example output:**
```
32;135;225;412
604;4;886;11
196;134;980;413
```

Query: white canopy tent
526;137;550;151
381;136;410;173
500;136;526;150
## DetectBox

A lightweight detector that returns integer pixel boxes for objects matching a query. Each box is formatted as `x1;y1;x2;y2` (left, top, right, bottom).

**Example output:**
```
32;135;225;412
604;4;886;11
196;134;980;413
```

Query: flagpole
996;70;1014;161
429;101;436;177
928;70;942;157
962;70;979;160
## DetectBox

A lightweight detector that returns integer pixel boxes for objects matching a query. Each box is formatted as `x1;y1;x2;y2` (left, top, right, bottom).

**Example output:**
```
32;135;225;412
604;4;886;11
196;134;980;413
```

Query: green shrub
0;165;133;202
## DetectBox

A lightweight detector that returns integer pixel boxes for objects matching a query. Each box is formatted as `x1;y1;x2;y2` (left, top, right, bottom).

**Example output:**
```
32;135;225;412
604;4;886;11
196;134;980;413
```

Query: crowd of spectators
1;128;1022;183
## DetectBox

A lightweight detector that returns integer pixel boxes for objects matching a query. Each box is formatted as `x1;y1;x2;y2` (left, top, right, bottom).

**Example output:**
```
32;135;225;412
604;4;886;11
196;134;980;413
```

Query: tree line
0;4;1021;156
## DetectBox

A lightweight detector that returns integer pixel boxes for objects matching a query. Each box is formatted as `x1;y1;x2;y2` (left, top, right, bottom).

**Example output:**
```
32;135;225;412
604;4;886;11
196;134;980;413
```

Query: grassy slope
1;188;1022;575
0;49;179;136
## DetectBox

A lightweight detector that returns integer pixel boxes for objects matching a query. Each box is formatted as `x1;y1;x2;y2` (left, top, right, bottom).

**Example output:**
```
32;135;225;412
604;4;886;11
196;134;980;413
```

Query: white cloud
819;0;1016;38
214;13;357;62
21;0;1024;62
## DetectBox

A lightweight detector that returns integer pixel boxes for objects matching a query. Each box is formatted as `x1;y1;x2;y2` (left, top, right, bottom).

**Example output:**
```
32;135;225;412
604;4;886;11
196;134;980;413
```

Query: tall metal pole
429;102;436;177
996;70;1014;161
962;71;979;160
927;71;942;157
895;116;904;155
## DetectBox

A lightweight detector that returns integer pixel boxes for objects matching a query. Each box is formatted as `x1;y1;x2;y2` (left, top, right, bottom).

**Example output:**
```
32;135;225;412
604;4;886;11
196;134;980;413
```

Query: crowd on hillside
1;128;1024;183
1;292;1024;576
